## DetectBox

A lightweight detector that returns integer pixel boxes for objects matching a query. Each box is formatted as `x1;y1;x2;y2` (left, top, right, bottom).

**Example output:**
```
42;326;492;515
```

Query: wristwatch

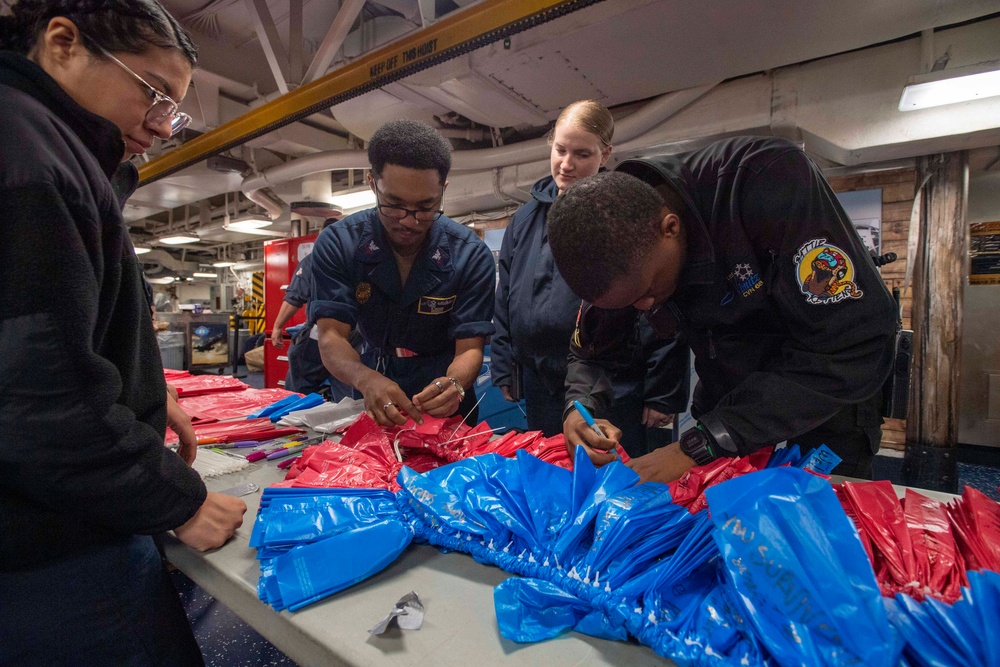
679;425;716;466
447;376;465;400
679;418;739;465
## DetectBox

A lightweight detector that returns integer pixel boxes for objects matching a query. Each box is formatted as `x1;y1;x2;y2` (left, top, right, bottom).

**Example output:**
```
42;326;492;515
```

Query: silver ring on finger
383;401;396;412
434;380;445;394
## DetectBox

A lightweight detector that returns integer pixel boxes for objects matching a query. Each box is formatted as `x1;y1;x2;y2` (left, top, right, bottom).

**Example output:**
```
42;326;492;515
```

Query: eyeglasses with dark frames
96;46;191;137
372;180;444;222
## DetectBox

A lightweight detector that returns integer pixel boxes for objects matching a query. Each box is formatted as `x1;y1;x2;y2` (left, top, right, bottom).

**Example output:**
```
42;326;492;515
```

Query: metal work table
162;459;671;667
163;438;959;667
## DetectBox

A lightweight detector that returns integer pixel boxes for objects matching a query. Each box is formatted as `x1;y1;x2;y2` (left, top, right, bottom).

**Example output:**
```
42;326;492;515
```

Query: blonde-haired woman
492;100;685;457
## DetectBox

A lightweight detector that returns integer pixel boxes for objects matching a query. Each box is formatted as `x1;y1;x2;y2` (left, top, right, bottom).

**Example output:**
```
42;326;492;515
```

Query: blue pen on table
572;400;618;458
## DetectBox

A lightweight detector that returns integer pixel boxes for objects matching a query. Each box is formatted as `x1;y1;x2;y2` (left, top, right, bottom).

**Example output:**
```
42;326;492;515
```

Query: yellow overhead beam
139;0;608;186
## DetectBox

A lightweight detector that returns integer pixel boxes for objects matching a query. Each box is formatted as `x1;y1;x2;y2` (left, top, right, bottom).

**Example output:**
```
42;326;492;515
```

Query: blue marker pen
572;401;606;438
572;401;618;458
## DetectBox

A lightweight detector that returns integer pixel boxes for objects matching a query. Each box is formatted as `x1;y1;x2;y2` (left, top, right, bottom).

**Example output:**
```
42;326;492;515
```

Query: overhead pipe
137;249;201;275
244;186;288;219
240;84;718;208
449;82;719;171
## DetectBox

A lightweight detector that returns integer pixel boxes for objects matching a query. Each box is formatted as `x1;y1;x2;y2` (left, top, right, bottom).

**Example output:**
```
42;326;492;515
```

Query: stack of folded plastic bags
251;438;1000;666
836;479;1000;605
163;369;250;397
165;417;303;446
276;396;367;433
179;387;301;423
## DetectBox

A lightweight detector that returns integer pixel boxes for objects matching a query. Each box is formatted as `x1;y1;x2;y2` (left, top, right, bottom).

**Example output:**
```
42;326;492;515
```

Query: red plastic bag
903;489;967;602
840;480;919;598
179;388;302;422
166;417;303;445
276;414;615;493
166;371;250;397
277;441;400;490
948;486;1000;574
668;456;759;513
835;484;875;566
279;414;423;491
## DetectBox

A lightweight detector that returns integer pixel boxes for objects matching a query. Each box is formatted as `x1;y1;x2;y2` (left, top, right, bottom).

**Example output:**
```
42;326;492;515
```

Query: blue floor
873;448;1000;501
172;570;296;666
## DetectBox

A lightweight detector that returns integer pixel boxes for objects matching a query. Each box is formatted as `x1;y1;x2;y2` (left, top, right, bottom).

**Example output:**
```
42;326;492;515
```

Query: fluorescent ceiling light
232;261;263;270
133;245;151;255
899;61;1000;111
329;189;376;210
223;213;272;232
212;260;236;267
159;234;200;245
193;272;218;278
147;276;175;285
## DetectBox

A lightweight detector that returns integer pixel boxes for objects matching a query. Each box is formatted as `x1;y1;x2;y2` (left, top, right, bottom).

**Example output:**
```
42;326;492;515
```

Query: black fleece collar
0;51;126;179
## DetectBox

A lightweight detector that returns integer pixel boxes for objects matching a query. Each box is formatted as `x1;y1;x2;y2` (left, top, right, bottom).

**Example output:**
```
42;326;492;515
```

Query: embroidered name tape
418;294;456;315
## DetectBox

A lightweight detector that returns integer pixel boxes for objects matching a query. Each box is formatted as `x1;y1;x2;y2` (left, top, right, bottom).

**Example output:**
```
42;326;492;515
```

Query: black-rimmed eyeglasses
373;181;444;222
97;47;192;136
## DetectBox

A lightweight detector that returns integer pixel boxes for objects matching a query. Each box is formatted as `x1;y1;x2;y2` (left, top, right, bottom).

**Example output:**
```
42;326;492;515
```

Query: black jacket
493;176;687;413
0;53;206;569
566;137;898;455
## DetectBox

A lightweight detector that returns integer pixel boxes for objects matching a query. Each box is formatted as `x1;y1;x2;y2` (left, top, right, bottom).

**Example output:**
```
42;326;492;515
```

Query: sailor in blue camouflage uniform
310;120;495;426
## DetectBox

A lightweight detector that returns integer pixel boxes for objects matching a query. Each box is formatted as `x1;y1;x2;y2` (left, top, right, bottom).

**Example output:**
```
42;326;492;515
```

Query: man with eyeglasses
310;120;495;426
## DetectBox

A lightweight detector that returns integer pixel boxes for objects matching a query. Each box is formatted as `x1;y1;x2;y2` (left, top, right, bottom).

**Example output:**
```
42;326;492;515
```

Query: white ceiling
131;0;1000;264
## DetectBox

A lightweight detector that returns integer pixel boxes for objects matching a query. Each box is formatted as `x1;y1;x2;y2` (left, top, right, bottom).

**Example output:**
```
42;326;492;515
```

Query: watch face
680;427;714;465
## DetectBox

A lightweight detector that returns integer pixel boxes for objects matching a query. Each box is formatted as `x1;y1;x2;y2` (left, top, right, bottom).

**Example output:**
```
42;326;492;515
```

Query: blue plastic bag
515;449;574;552
551;447;639;566
398;455;520;543
494;577;626;643
274;519;412;611
886;570;1000;667
705;467;902;667
259;493;400;549
268;392;325;422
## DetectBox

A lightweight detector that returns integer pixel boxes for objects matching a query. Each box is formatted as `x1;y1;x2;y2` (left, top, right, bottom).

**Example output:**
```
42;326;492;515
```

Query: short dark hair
368;120;452;184
548;171;665;302
0;0;197;66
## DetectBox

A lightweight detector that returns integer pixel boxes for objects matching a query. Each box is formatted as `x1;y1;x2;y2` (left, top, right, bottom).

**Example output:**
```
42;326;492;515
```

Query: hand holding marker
573;400;619;459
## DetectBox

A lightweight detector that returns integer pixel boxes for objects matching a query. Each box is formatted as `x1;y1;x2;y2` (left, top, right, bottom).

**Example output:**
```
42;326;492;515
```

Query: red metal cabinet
263;235;317;388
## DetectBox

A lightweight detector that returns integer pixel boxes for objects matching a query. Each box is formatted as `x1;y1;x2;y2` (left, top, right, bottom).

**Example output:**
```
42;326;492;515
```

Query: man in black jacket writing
548;137;899;481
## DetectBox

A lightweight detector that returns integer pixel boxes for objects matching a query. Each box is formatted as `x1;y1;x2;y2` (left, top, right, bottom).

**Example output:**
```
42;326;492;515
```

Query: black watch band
679;425;716;466
697;414;738;457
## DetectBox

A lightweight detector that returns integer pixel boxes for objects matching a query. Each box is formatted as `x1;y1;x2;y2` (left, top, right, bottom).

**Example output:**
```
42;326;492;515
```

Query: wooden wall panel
827;167;917;451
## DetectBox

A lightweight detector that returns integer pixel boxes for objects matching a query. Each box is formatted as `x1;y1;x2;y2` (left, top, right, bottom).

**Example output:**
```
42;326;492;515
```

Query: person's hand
166;383;179;401
412;377;463;418
563;410;621;466
642;406;674;429
626;442;696;484
359;374;423;426
166;392;197;466
500;386;515;402
270;328;284;349
173;492;247;551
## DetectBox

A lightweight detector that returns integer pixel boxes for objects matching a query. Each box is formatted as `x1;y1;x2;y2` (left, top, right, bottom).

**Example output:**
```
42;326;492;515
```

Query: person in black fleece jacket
0;2;245;664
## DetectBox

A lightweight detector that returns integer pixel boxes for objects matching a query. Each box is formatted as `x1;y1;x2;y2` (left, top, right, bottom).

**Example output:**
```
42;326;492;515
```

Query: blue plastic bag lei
251;444;998;667
704;466;902;667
